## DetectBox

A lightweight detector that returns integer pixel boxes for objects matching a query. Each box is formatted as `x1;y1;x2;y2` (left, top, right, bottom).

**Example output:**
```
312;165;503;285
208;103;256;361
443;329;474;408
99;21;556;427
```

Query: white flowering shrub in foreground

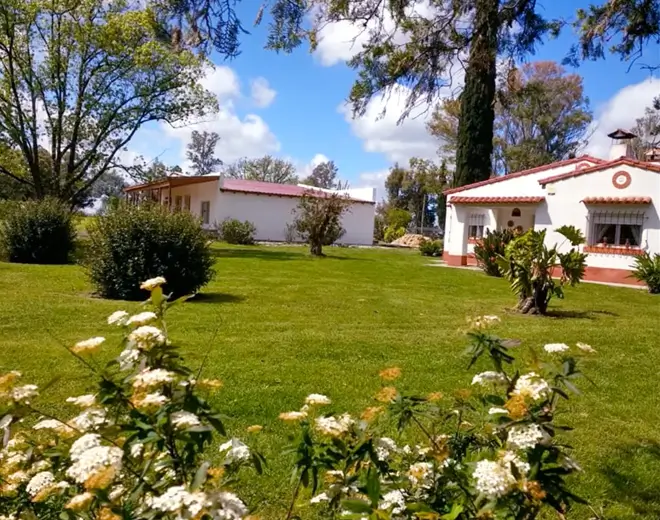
0;277;263;520
279;316;595;519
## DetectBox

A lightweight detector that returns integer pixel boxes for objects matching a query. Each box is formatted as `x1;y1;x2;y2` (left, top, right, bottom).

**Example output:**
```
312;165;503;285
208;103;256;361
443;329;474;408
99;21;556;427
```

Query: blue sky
126;0;660;199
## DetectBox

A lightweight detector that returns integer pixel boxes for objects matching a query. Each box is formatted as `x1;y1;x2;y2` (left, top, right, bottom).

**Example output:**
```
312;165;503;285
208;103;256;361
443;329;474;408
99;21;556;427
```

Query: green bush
631;252;660;293
218;218;256;245
86;203;214;300
473;229;515;277
419;238;443;256
0;198;76;264
383;225;405;243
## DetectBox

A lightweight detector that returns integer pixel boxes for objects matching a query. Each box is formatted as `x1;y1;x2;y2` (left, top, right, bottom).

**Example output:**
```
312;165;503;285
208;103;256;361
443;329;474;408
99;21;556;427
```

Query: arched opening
511;208;521;217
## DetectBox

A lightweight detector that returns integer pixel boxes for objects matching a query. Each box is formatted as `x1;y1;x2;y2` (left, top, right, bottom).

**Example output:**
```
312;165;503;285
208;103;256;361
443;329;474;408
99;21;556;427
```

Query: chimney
607;129;637;160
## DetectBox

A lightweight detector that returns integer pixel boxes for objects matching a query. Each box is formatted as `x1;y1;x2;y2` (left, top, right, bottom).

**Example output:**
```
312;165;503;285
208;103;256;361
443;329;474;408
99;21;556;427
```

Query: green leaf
366;468;380;506
207;414;225;435
341;499;374;514
441;504;464;520
191;461;210;490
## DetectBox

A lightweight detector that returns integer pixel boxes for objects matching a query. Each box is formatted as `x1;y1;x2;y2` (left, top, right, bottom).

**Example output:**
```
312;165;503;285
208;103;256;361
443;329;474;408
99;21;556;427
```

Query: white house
443;129;660;286
124;176;376;245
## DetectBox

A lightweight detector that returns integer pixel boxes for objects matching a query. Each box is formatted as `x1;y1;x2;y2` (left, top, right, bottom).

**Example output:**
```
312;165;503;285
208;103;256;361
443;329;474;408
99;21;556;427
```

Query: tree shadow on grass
598;439;660;518
543;309;619;320
211;248;307;261
190;292;245;304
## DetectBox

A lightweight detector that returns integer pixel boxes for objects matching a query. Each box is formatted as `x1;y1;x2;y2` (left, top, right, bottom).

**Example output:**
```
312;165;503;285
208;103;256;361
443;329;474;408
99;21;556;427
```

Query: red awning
581;197;651;205
449;196;545;205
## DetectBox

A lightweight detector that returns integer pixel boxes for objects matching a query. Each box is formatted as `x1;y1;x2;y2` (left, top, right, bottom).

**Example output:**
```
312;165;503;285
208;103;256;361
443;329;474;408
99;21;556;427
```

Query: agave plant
631;253;660;293
497;226;587;314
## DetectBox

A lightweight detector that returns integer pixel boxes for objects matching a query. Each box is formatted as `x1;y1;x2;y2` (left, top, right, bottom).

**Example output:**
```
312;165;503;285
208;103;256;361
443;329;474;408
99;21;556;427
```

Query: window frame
174;195;183;211
467;213;486;239
184;195;191;211
587;210;645;248
200;201;210;225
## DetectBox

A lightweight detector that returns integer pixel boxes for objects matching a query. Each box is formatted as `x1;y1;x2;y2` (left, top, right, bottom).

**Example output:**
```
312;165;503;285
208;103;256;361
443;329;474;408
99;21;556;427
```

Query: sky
124;0;660;201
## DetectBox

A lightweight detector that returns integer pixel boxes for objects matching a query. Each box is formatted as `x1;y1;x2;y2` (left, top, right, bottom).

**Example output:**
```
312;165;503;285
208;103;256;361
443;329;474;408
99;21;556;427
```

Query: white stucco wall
169;180;221;227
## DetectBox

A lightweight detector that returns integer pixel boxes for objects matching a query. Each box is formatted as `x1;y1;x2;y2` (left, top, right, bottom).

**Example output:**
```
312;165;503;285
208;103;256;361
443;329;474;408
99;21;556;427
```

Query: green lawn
1;244;659;519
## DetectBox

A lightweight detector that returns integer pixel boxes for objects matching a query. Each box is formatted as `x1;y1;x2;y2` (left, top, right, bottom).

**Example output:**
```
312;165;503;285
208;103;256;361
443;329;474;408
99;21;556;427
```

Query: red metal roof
442;155;603;195
449;196;545;205
581;196;651;205
539;157;660;185
220;179;373;203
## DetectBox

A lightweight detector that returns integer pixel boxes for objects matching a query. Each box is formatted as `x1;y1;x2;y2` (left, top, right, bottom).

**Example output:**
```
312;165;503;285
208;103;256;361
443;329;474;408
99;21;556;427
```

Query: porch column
444;204;469;266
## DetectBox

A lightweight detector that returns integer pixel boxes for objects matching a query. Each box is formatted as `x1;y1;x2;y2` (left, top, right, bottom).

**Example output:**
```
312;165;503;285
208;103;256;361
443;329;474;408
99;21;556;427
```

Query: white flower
507;424;544;450
315;414;354;437
130;443;144;459
7;471;28;484
211;491;248;519
170;411;201;429
66;445;123;483
30;460;51;473
107;310;129;326
126;311;158;327
310;492;330;504
278;411;307;421
219;439;251;463
108;485;125;502
133;368;176;389
118;348;140;371
407;462;434;487
72;337;105;354
375;437;397;461
33;419;66;431
70;434;102;461
26;471;54;497
499;450;530;475
512;373;550;401
66;394;96;408
68;408;107;431
473;459;516;499
140;277;167;291
488;407;509;415
149;486;209;517
128;326;166;350
305;393;331;405
11;384;38;402
134;393;169;410
380;489;406;514
65;491;94;510
544;343;570;353
577;342;596;353
472;371;507;386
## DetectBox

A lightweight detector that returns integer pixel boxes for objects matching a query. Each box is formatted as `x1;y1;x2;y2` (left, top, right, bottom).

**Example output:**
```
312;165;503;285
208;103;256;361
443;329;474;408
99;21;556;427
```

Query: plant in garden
279;316;593;519
0;198;76;264
86;203;214;300
0;277;263;519
419;239;443;257
497;226;587;314
293;192;351;256
474;229;516;277
631;252;660;294
383;226;406;243
217;219;256;245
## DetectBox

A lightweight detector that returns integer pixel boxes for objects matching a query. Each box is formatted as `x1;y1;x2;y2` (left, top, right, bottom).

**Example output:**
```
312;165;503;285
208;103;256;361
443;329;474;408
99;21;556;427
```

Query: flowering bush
473;229;515;277
278;315;595;519
0;277;262;519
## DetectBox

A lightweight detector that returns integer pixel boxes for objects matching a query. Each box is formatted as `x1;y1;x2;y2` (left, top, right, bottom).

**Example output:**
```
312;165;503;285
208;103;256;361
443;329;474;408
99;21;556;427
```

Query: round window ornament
612;171;631;189
507;220;514;228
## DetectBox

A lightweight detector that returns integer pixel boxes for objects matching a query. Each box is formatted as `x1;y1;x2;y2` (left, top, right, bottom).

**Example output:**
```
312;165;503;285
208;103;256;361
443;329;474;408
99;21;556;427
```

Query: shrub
373;213;386;242
217;218;256;245
0;197;76;264
383;225;405;243
419;238;443;256
284;222;299;243
86;203;214;300
473;229;515;277
294;193;350;256
385;207;412;229
631;252;660;293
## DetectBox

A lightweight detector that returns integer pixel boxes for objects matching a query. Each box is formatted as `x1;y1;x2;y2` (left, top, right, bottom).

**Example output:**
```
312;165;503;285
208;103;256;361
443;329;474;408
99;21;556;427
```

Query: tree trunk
309;241;324;256
454;0;499;187
517;287;549;315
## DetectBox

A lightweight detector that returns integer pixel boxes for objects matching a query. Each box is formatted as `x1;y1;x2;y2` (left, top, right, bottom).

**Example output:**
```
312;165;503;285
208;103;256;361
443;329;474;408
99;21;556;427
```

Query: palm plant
631;253;660;293
497;226;587;314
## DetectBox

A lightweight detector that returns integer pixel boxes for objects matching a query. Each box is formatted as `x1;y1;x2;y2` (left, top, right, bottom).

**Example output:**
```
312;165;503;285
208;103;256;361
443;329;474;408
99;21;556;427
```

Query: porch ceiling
449;196;545;205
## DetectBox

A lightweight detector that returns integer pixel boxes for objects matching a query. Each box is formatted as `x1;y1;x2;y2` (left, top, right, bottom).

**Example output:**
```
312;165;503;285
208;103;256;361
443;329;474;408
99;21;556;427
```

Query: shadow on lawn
191;292;245;304
599;439;660;518
211;248;367;262
543;309;619;320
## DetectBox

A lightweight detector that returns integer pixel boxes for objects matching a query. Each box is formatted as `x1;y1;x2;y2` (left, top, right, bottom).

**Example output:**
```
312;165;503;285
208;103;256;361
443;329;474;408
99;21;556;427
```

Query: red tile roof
581;196;652;205
442;155;603;195
449;196;545;205
539;157;660;185
219;179;374;203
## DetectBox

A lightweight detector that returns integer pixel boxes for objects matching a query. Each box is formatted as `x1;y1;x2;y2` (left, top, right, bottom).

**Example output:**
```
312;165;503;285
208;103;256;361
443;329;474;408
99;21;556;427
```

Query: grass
1;243;659;519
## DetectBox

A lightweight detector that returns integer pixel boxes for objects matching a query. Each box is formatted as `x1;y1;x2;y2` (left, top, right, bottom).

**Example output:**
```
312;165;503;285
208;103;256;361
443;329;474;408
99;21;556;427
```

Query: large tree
302;160;348;189
429;61;592;175
223;156;298;184
0;0;214;206
186;130;223;175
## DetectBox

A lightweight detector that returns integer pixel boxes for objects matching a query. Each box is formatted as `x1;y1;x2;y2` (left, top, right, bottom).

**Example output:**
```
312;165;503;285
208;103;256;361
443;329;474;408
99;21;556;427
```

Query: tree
302;160;349;189
293;193;351;256
223;156;298;184
0;0;214;206
186;131;223;175
630;106;660;160
429;62;593;176
89;171;127;200
122;158;183;185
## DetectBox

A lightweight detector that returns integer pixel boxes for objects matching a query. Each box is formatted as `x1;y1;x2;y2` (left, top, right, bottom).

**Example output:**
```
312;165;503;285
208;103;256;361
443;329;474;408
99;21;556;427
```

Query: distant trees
223;156;298;184
302;160;348;189
123;158;183;184
630;105;660;160
293;193;351;256
186;131;223;176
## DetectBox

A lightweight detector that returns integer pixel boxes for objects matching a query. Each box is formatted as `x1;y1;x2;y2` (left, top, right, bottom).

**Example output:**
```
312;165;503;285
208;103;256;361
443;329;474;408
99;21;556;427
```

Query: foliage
217;218;256;245
186;131;223;176
293;192;350;256
385;207;413;230
121;158;184;185
0;0;214;206
86;203;214;300
0;198;76;264
474;229;516;277
0;278;261;519
302;160;348;189
497;226;587;314
280;316;592;519
383;226;406;243
419;239;443;257
630;105;660;160
631;253;660;294
223;156;298;184
88;171;128;201
373;214;386;242
430;62;593;175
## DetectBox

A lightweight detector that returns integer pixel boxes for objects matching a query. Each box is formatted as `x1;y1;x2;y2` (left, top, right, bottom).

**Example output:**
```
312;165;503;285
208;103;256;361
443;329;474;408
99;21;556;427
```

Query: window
511;208;521;217
588;210;645;247
200;201;210;225
174;195;182;211
184;195;191;211
468;213;485;238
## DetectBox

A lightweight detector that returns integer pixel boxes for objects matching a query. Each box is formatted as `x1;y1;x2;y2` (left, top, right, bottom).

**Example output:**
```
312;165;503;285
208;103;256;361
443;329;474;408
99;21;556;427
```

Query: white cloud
585;78;659;159
356;169;389;202
291;153;330;179
250;77;277;108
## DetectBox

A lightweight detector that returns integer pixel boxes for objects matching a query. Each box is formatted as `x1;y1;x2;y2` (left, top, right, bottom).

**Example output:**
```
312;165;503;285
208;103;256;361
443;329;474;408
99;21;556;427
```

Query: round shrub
0;198;76;264
419;238;443;257
383;225;405;243
87;203;215;300
217;218;256;245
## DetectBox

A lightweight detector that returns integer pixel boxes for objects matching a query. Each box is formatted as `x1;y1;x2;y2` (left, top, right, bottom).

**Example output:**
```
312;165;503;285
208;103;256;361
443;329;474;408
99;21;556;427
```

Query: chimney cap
607;128;637;140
